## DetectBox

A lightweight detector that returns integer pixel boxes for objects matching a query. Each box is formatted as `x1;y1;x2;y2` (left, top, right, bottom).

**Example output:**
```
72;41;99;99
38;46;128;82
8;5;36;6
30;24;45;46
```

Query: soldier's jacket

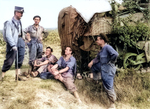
24;25;47;42
3;17;24;47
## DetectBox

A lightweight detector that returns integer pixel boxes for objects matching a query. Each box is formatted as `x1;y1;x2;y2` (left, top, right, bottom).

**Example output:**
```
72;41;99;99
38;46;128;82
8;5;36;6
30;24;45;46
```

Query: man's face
45;48;51;56
15;11;23;19
65;47;72;55
34;17;40;25
96;37;103;46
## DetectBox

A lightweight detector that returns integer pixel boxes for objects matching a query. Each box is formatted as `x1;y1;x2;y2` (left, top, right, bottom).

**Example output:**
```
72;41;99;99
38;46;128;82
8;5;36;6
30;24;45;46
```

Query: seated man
49;46;81;102
31;46;58;79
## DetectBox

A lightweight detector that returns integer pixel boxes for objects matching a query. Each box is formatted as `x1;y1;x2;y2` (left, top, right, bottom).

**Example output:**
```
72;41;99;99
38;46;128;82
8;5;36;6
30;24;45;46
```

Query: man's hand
34;61;40;67
25;33;31;41
88;60;93;68
34;64;40;67
12;46;17;51
53;70;59;76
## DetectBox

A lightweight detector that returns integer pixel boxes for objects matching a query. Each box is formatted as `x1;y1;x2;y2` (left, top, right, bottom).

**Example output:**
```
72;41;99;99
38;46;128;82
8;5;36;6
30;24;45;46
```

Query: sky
0;0;122;30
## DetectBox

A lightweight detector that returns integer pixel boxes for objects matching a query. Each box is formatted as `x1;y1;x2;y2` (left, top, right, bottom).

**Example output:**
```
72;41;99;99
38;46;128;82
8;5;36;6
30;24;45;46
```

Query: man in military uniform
24;15;48;71
0;6;25;81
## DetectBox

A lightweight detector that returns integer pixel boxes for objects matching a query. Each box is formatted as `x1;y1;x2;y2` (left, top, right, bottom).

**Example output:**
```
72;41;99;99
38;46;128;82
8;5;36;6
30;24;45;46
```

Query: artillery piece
58;0;150;73
124;41;150;70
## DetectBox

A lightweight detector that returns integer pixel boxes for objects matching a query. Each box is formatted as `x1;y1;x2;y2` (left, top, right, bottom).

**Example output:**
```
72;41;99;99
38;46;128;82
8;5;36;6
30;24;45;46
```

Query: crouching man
88;33;119;109
31;47;58;79
50;46;81;103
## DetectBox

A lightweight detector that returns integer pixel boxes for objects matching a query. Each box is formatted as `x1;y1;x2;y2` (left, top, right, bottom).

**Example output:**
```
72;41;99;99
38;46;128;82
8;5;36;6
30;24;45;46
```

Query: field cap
15;6;24;13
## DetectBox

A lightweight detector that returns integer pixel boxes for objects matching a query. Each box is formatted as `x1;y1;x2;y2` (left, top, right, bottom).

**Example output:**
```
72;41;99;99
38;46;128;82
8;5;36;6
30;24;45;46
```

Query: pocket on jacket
109;64;116;76
31;31;36;36
101;65;110;73
100;55;108;64
101;64;116;76
110;67;116;76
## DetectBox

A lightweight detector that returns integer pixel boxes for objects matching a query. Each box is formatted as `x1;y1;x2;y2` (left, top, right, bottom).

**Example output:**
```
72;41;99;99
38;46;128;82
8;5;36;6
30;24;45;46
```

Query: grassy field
0;30;150;109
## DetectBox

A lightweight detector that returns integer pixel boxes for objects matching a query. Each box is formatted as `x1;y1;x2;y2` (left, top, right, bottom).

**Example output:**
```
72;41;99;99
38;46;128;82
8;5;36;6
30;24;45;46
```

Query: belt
18;35;22;37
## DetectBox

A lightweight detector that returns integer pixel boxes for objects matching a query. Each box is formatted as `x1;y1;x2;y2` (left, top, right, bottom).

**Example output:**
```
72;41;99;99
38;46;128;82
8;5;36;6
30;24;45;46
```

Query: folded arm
34;60;49;67
107;46;119;63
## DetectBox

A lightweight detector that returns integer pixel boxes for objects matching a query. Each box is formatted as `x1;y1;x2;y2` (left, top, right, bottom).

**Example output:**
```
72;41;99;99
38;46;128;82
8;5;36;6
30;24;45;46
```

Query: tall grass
115;69;150;108
75;69;150;109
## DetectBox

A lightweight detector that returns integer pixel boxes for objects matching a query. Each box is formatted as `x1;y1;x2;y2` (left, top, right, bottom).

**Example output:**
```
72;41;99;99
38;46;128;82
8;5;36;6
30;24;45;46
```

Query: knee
8;58;15;65
54;75;60;79
63;79;77;93
91;64;100;73
48;65;54;72
69;85;77;93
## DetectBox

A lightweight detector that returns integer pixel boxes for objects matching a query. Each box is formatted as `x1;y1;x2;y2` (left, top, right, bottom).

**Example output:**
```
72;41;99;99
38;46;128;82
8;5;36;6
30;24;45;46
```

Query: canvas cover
58;6;112;54
73;0;112;23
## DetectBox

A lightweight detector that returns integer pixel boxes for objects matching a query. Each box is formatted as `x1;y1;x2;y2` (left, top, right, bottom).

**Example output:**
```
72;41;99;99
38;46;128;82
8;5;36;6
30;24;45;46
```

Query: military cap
14;6;24;13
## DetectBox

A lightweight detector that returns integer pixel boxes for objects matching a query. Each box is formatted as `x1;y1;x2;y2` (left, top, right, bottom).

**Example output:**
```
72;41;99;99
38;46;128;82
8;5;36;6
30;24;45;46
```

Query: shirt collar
46;54;52;58
63;55;72;62
32;24;41;30
99;43;107;53
12;17;20;24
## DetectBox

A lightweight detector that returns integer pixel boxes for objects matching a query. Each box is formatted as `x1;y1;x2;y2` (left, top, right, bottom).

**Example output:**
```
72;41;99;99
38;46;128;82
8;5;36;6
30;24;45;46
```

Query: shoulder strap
12;20;23;37
12;20;19;32
19;21;23;37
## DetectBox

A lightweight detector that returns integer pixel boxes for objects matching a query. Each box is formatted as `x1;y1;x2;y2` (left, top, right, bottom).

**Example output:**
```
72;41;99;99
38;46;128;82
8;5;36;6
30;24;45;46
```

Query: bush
43;30;60;45
0;33;6;46
112;22;150;51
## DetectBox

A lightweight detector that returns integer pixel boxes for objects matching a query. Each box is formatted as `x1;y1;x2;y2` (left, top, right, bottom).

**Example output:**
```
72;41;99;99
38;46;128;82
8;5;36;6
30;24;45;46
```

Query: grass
1;31;150;109
115;69;150;108
1;70;103;109
75;69;150;109
2;68;150;109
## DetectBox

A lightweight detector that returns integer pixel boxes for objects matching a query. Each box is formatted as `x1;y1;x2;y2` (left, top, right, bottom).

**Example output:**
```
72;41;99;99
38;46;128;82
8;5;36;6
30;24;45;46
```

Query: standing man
24;15;48;71
88;33;119;109
0;6;25;81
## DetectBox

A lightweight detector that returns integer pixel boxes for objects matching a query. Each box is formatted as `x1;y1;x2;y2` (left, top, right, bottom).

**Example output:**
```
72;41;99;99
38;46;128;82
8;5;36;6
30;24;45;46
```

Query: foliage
43;29;60;45
123;0;150;20
0;33;6;46
108;0;150;51
112;22;150;51
0;33;6;54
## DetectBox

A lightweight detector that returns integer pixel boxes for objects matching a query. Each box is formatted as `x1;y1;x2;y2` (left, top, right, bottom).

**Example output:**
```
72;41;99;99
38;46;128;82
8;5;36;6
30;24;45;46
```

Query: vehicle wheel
123;53;141;70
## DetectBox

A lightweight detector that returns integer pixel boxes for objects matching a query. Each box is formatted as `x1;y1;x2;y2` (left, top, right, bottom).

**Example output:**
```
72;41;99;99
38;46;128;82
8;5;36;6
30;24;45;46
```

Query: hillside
0;30;150;109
